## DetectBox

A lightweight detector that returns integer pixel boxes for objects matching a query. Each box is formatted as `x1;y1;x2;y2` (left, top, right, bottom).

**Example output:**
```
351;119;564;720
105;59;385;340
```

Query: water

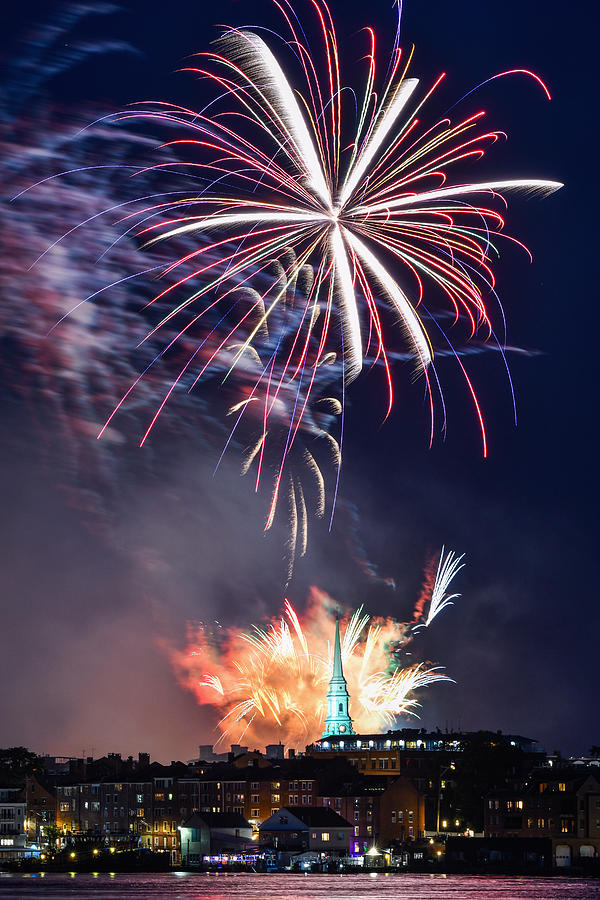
0;873;599;899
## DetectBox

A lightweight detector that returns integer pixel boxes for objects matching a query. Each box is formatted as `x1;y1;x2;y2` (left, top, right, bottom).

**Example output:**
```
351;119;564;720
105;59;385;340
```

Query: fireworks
12;0;562;569
170;547;463;746
107;0;561;462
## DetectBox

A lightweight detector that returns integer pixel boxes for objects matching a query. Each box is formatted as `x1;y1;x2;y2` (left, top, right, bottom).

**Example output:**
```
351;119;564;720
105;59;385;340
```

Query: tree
0;747;42;780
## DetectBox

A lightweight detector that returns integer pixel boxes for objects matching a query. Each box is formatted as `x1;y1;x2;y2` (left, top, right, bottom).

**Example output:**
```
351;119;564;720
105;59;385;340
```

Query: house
179;814;210;864
180;811;253;863
259;806;353;855
0;787;27;861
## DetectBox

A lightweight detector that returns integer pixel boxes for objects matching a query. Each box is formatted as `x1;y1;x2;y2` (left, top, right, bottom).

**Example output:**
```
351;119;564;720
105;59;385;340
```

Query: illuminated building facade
322;619;354;738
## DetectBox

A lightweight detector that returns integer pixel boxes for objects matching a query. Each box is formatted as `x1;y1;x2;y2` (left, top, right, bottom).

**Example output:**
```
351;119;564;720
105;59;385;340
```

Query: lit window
322;832;329;841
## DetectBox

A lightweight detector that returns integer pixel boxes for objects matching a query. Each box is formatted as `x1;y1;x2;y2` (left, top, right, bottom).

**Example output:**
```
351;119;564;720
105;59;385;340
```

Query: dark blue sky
0;0;595;760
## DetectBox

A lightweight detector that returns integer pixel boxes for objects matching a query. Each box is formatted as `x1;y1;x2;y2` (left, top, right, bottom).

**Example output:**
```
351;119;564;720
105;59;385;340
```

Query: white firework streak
134;22;561;394
423;546;466;627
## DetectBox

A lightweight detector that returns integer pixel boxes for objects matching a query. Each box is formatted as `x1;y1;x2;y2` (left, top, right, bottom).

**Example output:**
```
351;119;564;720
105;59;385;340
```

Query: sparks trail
104;0;560;463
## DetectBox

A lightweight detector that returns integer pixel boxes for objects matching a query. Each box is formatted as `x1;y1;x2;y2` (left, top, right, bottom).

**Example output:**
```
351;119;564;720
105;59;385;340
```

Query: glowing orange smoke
170;551;463;747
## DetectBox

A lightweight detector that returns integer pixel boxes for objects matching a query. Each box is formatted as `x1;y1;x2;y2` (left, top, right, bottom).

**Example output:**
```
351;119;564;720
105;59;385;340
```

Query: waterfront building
484;770;600;865
259;806;353;855
179;811;252;864
0;787;27;861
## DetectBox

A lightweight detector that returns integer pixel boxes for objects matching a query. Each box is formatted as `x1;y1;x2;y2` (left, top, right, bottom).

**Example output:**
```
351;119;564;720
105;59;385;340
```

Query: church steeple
322;618;355;737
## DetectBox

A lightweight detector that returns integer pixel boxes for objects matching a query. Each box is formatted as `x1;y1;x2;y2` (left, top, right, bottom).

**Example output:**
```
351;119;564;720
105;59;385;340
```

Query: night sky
1;0;595;761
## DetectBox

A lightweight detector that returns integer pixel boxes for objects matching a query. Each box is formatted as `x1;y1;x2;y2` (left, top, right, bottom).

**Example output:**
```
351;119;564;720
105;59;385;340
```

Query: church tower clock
322;618;355;737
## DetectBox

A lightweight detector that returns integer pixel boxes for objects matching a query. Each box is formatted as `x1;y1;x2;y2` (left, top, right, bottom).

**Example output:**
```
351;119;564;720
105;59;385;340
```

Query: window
391;811;396;823
558;783;566;792
251;782;259;790
322;832;330;841
408;826;414;837
136;794;144;803
408;811;414;824
306;782;313;791
289;795;298;805
163;821;169;832
137;808;144;817
251;809;259;818
252;795;260;803
354;826;359;836
354;811;359;822
379;758;389;770
271;794;280;803
390;759;397;769
398;811;404;823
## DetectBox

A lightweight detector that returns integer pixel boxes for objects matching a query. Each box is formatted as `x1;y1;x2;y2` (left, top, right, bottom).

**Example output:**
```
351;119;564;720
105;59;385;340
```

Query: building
179;811;252;863
24;774;56;844
179;814;210;863
485;769;600;866
0;787;27;861
259;807;353;855
322;619;354;737
317;769;426;852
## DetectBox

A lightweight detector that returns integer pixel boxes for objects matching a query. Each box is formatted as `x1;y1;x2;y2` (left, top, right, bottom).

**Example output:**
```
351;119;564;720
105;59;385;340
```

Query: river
1;872;600;899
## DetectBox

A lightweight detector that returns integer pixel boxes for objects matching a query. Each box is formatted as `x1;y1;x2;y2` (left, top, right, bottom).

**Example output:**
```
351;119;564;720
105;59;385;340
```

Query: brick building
485;769;600;865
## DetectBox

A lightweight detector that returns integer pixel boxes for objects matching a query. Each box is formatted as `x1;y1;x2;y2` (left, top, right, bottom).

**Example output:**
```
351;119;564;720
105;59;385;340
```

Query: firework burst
170;547;463;746
105;0;561;462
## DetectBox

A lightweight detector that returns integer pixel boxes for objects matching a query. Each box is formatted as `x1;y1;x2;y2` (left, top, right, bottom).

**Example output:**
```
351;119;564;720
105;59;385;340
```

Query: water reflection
0;873;598;898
